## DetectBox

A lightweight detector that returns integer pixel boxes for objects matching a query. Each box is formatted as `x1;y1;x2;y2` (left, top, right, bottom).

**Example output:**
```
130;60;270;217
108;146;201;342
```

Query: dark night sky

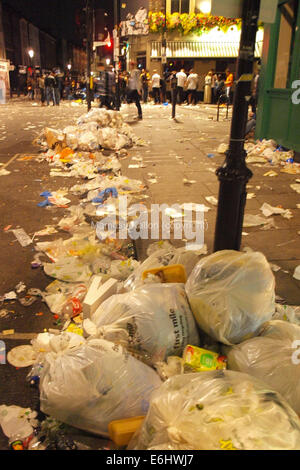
3;0;114;42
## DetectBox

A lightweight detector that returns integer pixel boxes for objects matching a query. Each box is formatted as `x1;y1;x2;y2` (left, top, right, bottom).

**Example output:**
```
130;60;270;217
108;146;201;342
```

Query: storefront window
274;0;299;88
171;0;190;14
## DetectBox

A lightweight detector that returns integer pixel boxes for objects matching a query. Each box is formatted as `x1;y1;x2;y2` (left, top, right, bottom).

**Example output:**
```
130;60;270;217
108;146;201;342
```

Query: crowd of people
19;71;86;105
95;63;240;120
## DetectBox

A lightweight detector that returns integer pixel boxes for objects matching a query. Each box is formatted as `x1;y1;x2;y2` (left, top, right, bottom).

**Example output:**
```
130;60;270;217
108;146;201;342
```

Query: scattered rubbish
0;405;38;448
290;183;300;194
3;225;12;231
185;250;275;345
12;228;32;247
183;345;227;372
270;263;281;272
19;296;38;307
15;282;26;294
7;345;36;368
1;291;17;301
183;178;196;185
217;143;228;154
293;265;300;281
0;169;11;176
247;193;256;199
207;153;215;158
264;171;278;177
260;202;293;219
108;417;145;447
2;329;15;335
243;214;277;229
205;196;218;206
128;371;300;450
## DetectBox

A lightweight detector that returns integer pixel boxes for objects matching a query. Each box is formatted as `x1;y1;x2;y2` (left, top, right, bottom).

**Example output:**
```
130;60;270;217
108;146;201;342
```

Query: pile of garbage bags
20;243;300;449
43;109;143;152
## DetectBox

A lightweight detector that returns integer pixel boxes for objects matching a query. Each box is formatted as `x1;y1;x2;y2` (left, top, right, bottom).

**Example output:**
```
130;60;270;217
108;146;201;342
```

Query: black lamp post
213;0;261;252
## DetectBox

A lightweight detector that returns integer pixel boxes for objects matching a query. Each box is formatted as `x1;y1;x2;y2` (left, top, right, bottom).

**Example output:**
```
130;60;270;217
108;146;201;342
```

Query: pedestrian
169;70;178;119
127;61;143;120
225;68;234;103
160;71;167;104
140;69;150;103
151;69;161;104
215;74;225;102
38;74;45;106
186;69;198;105
45;72;56;106
27;75;35;100
176;68;187;105
211;69;218;104
204;71;212;104
53;73;60;106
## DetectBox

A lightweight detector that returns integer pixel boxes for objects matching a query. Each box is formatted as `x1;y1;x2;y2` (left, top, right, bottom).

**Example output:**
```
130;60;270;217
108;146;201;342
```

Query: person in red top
225;68;234;102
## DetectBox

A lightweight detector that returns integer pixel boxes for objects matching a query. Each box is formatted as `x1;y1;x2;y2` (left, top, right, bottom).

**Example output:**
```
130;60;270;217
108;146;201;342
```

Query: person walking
127;61;143;120
176;68;187;105
151;70;161;104
45;72;56;106
204;71;212;104
225;68;234;103
186;69;198;105
38;74;45;106
140;69;150;103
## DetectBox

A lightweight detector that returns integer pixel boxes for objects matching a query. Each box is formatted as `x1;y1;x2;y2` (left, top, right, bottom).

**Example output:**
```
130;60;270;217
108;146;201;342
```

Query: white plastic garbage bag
89;284;200;363
124;245;207;291
226;320;300;414
77;130;99;152
128;370;300;450
39;338;162;436
63;126;79;149
185;250;275;345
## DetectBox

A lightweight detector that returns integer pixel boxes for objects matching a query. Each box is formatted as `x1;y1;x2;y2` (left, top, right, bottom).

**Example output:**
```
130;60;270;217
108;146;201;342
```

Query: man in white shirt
151;70;161;104
176;69;187;104
127;61;143;119
186;69;198;105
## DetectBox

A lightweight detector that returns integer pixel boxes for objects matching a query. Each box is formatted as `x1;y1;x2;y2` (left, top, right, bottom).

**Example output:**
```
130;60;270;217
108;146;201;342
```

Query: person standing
176;69;187;105
225;68;234;102
204;71;212;104
151;70;161;104
140;69;150;103
45;72;56;106
127;61;143;120
38;74;45;106
186;69;198;105
211;70;218;104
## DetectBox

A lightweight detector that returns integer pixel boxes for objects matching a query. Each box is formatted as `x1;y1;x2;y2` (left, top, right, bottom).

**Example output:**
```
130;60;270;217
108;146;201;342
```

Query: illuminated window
171;0;190;14
274;0;299;88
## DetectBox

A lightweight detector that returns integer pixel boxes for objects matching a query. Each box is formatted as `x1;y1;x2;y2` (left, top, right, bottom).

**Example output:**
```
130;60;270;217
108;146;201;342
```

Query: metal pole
213;0;260;252
114;0;121;110
86;0;92;111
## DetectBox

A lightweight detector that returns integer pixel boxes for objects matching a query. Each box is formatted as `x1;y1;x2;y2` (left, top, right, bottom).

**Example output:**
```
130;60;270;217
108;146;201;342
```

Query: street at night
0;0;300;454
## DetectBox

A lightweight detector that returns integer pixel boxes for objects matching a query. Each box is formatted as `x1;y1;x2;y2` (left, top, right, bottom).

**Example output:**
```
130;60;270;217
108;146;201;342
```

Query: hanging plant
148;11;242;36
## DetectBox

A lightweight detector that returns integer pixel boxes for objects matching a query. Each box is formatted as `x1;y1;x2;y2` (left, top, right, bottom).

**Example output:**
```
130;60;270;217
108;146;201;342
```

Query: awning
151;41;263;59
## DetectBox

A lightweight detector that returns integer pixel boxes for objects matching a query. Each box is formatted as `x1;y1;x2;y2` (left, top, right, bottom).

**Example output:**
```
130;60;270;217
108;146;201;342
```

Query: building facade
120;0;263;88
256;0;300;153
